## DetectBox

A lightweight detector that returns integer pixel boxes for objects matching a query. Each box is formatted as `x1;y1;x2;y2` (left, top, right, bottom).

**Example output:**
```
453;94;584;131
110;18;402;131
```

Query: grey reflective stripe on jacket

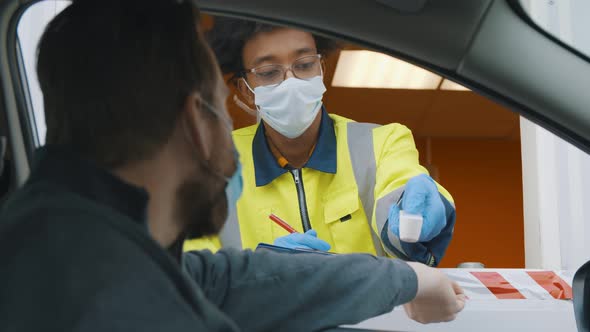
219;203;242;249
346;122;385;256
375;187;409;259
347;122;411;258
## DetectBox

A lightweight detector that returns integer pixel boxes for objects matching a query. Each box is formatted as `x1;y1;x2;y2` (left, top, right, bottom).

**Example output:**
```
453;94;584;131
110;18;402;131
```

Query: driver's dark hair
37;0;219;168
206;16;340;81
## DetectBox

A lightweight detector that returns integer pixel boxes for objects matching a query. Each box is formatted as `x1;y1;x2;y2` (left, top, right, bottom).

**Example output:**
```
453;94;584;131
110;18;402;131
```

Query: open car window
15;1;589;273
19;7;528;271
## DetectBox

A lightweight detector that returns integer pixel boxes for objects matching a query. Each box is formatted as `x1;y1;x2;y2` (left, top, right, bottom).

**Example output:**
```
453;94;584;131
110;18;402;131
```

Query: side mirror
574;260;590;332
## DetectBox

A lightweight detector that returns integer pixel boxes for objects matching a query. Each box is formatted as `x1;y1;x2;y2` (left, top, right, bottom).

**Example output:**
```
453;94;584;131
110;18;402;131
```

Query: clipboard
256;243;336;256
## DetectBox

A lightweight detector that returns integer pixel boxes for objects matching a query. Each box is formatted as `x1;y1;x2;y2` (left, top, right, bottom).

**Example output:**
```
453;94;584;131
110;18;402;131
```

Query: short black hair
37;0;219;168
206;16;340;78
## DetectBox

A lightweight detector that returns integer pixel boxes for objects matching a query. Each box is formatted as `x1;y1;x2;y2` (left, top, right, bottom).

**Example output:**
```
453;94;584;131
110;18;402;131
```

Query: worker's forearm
394;194;456;266
379;193;455;266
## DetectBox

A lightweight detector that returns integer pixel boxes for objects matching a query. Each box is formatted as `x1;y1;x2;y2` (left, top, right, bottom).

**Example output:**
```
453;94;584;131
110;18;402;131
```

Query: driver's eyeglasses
243;54;322;87
200;97;233;131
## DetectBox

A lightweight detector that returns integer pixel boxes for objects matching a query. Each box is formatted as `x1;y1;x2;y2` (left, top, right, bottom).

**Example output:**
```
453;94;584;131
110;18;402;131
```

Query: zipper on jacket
289;168;312;232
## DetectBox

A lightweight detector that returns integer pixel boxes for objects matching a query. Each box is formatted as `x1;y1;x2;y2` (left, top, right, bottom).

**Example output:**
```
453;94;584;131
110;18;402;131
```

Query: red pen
269;213;299;234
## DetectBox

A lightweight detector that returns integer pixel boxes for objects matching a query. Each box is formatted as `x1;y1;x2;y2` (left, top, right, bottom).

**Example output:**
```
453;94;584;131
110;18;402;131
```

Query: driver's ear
236;78;254;104
182;91;212;161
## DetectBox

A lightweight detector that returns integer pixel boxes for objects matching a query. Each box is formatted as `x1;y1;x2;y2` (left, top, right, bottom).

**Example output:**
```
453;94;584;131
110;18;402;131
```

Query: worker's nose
285;68;296;79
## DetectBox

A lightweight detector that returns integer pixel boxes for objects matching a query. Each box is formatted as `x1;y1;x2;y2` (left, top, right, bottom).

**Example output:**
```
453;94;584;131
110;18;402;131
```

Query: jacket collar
252;107;337;187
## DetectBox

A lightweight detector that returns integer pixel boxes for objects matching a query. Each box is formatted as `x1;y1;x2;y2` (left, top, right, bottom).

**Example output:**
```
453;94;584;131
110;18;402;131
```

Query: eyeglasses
243;54;322;87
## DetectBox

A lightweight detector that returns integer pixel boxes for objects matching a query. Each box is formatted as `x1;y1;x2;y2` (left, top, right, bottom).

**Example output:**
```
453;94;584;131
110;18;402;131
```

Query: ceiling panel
322;49;519;139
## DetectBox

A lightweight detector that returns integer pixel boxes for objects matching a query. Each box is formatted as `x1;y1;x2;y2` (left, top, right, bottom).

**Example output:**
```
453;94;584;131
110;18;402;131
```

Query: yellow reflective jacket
185;111;455;266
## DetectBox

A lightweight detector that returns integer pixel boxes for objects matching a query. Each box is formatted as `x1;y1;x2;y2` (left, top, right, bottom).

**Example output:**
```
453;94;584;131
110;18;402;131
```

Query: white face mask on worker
252;76;326;139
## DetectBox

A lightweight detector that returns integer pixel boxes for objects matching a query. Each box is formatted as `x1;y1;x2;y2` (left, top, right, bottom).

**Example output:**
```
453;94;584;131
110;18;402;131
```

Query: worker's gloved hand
388;174;446;242
273;230;331;251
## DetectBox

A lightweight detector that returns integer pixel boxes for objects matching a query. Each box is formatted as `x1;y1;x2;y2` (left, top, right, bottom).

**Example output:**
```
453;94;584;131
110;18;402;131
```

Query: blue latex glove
388;174;447;242
273;229;331;251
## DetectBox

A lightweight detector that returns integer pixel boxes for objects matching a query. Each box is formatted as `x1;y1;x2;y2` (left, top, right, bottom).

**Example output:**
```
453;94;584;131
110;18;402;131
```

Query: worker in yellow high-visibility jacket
185;17;456;266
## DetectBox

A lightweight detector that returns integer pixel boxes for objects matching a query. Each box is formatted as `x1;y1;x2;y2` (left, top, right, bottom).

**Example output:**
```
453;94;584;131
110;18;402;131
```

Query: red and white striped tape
442;269;573;300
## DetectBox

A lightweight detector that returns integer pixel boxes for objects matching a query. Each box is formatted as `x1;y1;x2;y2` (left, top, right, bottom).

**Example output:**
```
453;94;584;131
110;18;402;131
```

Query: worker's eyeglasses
243;54;323;87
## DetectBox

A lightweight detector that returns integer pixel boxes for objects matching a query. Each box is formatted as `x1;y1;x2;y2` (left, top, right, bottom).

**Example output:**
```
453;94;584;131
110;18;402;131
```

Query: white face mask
252;76;326;139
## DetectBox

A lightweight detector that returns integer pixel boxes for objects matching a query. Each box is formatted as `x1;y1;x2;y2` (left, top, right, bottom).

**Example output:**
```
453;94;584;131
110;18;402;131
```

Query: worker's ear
236;77;254;105
320;58;327;78
182;91;212;161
